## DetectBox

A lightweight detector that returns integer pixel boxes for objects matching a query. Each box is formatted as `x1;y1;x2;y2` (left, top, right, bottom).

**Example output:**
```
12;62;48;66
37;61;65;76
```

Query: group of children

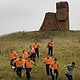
9;40;80;80
10;41;40;80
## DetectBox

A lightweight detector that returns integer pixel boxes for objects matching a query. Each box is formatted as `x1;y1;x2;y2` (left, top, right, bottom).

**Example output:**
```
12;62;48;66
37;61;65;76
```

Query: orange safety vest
10;51;18;59
49;62;59;69
14;59;23;67
31;48;35;54
23;52;28;59
48;42;53;47
33;42;40;48
25;60;34;68
44;57;52;64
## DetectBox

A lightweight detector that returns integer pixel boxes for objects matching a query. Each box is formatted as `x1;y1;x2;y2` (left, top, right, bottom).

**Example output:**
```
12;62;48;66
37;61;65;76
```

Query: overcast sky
0;0;80;35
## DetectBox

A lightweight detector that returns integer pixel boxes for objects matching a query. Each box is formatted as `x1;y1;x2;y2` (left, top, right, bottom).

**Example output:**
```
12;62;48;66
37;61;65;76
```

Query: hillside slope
0;30;80;80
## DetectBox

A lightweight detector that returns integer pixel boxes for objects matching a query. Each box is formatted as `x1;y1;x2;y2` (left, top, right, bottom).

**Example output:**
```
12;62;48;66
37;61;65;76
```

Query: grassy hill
0;30;80;80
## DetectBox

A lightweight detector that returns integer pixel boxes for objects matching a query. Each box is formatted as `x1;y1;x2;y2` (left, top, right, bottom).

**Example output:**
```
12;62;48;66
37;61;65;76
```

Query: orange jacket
49;62;59;69
10;51;18;59
33;42;40;48
25;60;34;68
48;42;53;47
14;59;23;67
23;52;28;59
44;57;52;64
31;48;35;54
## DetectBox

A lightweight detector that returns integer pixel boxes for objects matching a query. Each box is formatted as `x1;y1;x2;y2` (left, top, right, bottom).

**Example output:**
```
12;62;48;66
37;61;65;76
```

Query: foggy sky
0;0;80;35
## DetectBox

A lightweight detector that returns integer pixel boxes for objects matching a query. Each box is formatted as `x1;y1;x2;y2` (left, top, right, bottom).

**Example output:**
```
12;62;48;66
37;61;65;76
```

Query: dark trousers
46;64;52;76
26;68;32;80
29;53;35;62
11;59;14;66
48;47;53;56
52;69;58;80
35;48;39;58
11;58;17;70
16;67;22;78
65;74;73;80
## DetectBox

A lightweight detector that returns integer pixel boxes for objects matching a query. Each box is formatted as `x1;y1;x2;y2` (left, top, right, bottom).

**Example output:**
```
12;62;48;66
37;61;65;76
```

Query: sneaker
12;66;15;69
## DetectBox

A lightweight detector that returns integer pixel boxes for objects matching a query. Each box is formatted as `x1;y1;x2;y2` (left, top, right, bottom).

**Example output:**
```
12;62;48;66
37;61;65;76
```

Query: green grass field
0;30;80;80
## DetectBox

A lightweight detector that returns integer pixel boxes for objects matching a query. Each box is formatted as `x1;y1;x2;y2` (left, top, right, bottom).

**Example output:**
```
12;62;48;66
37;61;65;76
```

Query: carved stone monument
39;1;69;31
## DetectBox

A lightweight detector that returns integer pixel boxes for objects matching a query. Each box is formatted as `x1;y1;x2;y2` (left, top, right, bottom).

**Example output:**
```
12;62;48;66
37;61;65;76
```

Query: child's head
71;62;75;66
54;58;57;63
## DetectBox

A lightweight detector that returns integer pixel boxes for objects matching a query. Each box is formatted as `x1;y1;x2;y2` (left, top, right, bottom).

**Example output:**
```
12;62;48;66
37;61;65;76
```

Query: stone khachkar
39;1;69;31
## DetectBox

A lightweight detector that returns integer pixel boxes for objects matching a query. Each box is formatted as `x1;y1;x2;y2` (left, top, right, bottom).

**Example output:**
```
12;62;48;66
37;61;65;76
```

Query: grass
0;30;80;80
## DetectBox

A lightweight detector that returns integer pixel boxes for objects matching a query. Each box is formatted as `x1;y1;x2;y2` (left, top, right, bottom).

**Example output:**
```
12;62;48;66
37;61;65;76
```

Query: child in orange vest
47;39;53;56
29;45;36;62
22;49;28;68
44;55;52;76
49;58;59;80
33;41;40;58
10;49;18;70
25;58;36;80
14;56;23;78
